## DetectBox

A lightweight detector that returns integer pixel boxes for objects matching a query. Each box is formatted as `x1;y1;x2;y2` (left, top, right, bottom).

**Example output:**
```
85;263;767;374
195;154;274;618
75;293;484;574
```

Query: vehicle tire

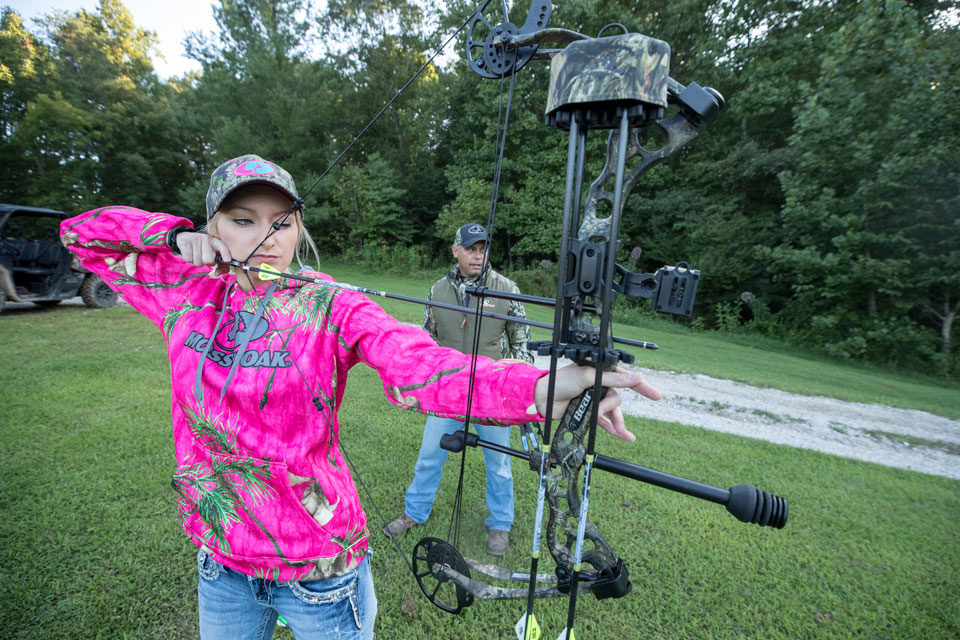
80;274;118;308
0;287;5;314
34;300;63;307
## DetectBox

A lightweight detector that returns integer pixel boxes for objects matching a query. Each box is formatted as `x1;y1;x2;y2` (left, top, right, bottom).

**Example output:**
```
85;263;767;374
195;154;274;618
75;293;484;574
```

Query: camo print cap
205;154;299;220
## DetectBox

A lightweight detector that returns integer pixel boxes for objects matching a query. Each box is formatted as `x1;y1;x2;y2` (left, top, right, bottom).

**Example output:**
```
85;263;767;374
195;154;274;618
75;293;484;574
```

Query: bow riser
544;388;618;577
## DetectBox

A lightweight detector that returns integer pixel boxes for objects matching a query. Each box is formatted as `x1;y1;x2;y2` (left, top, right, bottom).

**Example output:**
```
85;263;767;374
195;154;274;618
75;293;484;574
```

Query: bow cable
447;45;519;555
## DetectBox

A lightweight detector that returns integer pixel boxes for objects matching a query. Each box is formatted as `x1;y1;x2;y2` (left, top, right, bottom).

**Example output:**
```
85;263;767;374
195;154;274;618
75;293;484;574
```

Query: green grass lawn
0;293;957;639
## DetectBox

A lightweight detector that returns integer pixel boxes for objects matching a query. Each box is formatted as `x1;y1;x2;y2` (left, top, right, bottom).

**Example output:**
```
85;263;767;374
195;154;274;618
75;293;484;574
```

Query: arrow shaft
227;261;657;350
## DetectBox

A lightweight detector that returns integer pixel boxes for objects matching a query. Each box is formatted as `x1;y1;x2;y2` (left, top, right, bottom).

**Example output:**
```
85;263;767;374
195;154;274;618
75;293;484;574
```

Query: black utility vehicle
0;204;117;313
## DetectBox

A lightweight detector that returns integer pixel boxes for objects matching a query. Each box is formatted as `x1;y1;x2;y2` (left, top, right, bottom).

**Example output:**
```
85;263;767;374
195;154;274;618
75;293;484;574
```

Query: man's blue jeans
403;416;514;531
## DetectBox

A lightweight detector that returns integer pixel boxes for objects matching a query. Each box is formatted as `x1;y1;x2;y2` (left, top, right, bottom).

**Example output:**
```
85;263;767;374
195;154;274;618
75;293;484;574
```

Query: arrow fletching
252;263;283;281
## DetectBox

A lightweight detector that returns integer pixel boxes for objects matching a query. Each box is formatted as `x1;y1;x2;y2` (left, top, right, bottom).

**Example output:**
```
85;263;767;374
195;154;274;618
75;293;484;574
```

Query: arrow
219;260;658;351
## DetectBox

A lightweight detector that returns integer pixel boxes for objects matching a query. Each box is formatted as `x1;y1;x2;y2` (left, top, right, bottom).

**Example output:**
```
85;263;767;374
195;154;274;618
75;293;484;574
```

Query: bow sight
410;1;790;634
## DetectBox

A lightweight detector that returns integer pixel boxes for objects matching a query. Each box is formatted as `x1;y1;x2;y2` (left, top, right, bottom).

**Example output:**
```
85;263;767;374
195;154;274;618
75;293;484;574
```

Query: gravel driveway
535;356;960;481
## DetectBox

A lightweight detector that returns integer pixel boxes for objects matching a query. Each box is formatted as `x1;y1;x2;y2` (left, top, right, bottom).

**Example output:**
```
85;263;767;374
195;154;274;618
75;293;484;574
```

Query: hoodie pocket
173;444;348;577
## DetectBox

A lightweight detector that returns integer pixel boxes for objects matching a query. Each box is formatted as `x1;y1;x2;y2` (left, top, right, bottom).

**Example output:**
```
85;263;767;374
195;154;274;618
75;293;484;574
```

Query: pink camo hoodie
61;206;547;582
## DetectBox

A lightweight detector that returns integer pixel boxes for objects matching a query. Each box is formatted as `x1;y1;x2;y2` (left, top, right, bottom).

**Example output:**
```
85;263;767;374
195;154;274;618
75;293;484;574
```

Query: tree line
1;0;958;376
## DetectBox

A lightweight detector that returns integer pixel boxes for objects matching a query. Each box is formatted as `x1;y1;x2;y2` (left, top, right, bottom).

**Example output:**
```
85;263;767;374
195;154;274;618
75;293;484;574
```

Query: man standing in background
384;223;533;557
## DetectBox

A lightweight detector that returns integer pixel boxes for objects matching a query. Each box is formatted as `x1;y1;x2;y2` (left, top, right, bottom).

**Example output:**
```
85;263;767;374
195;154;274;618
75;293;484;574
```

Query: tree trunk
867;289;877;315
926;294;959;374
941;297;956;372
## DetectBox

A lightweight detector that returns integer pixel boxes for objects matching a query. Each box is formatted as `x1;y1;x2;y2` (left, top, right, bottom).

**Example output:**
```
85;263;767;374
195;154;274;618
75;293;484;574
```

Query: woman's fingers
532;364;660;441
599;369;662;401
200;239;217;266
596;386;622;415
174;233;232;269
208;238;232;276
596;389;635;441
598;411;634;441
210;237;232;264
177;232;205;266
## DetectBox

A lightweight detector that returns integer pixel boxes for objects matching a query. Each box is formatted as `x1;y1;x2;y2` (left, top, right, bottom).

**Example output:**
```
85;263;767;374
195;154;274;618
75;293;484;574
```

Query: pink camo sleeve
332;289;547;425
60;206;204;330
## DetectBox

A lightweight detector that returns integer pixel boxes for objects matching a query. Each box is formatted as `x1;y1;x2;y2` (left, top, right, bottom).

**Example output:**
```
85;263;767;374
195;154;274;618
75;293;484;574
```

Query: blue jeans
197;550;377;640
403;416;514;531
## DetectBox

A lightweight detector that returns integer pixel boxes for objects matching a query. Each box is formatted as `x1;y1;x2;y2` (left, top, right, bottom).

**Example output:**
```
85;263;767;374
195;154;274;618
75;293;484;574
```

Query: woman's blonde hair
206;187;321;272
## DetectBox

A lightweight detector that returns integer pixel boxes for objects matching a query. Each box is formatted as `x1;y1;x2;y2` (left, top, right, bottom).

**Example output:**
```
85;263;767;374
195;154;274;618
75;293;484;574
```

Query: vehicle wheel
0;287;5;314
80;274;118;308
34;300;63;307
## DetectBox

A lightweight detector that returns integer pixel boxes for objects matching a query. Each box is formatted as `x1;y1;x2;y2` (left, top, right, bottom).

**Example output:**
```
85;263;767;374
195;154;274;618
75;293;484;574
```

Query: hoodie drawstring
221;281;279;401
195;283;235;407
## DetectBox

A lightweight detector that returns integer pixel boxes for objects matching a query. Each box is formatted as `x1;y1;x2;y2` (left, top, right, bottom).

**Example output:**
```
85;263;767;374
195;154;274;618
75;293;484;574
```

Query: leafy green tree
900;20;960;372
183;0;339;205
767;0;959;367
617;0;862;327
8;91;95;210
1;1;192;213
329;152;410;253
434;176;493;246
0;8;55;203
315;0;452;250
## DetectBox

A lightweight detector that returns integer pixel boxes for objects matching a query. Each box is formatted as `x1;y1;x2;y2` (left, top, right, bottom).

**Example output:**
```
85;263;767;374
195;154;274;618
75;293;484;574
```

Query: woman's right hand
174;232;233;272
533;365;662;442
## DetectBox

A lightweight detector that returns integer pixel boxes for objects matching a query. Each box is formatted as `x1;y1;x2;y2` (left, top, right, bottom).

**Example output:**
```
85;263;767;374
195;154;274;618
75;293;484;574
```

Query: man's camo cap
206;154;299;220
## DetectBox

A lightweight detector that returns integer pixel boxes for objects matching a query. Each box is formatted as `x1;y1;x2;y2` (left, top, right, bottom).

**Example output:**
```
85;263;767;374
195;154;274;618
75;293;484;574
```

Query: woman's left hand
533;365;661;442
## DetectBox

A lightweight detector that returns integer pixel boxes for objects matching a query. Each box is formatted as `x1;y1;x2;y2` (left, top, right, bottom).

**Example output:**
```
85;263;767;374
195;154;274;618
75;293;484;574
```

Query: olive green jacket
423;266;533;363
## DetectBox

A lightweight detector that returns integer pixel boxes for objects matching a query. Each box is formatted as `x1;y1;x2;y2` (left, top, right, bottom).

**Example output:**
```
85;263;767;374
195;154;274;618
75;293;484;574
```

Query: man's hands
174;232;232;275
533;365;662;442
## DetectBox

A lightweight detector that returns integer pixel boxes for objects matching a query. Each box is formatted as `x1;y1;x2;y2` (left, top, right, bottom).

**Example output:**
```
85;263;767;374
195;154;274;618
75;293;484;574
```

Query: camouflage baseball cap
455;223;488;247
205;154;299;220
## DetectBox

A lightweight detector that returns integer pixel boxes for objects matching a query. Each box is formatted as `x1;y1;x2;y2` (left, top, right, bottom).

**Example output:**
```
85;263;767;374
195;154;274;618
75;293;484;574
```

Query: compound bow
221;3;789;638
399;3;788;639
